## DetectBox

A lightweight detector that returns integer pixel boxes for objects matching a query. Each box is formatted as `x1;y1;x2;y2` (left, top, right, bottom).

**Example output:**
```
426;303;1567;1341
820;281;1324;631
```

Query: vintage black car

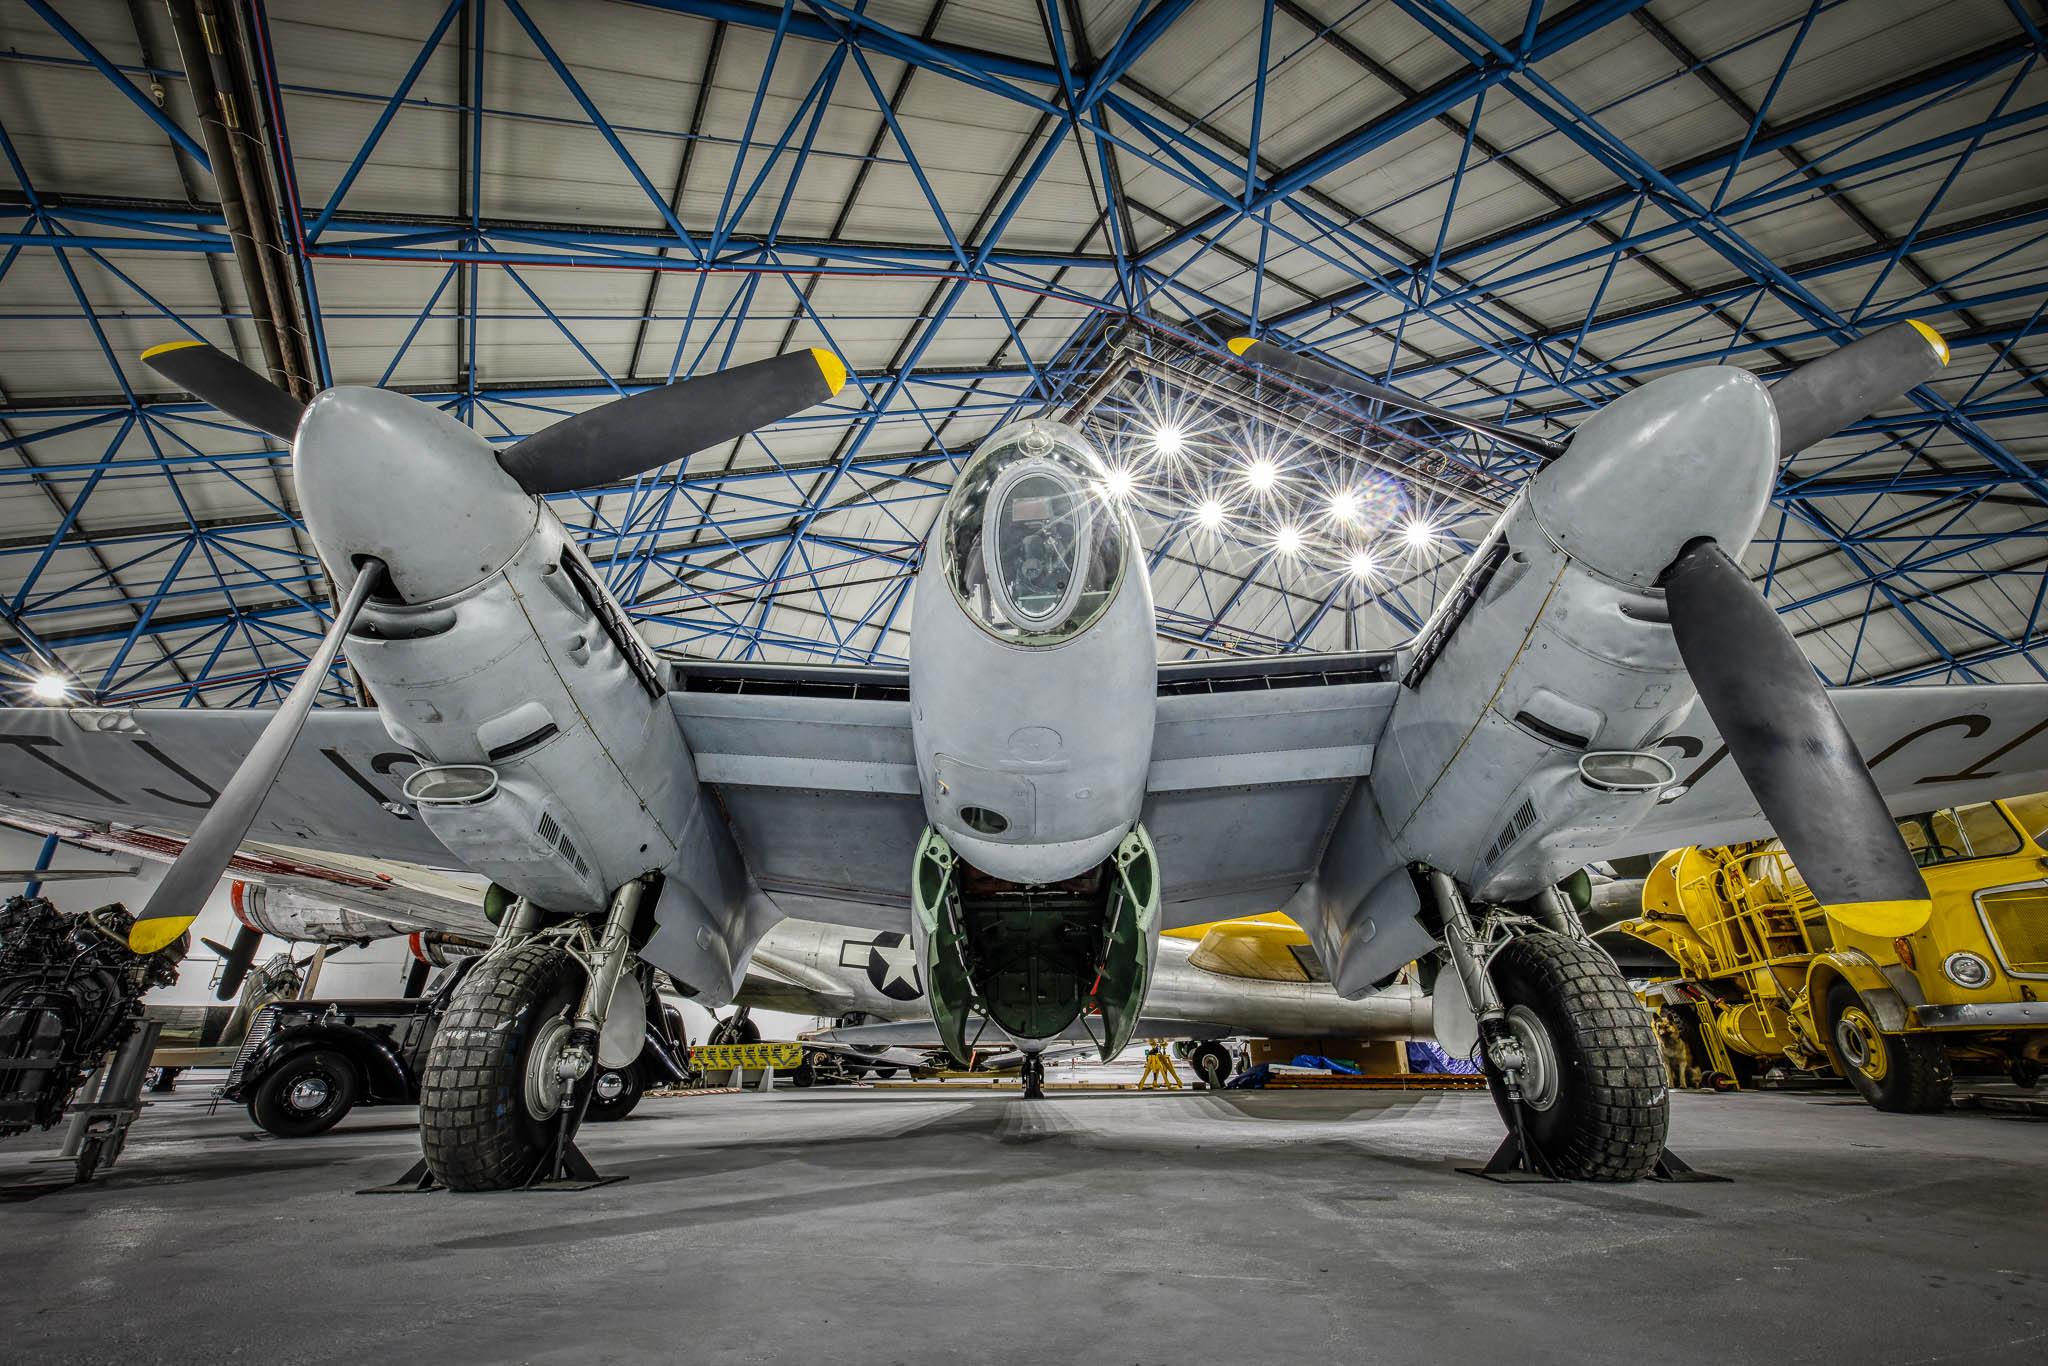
222;959;690;1137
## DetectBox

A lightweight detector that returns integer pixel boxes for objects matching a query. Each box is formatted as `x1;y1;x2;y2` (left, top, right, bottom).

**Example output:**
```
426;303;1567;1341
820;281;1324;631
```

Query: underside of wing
1591;681;2048;860
0;705;454;867
671;653;1404;933
1147;666;1399;928
667;660;921;930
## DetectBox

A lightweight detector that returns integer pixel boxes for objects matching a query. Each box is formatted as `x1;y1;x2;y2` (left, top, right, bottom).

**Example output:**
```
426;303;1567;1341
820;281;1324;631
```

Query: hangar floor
4;1085;2043;1364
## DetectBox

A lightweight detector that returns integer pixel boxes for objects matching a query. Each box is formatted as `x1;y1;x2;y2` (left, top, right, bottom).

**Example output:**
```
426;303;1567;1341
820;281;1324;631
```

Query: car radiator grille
226;1006;282;1088
1980;887;2048;976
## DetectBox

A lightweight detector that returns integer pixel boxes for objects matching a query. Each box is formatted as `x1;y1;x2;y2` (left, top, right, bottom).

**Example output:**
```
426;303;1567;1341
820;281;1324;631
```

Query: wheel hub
594;1070;624;1102
1505;1004;1561;1112
524;1012;573;1120
286;1074;331;1113
1835;1006;1888;1081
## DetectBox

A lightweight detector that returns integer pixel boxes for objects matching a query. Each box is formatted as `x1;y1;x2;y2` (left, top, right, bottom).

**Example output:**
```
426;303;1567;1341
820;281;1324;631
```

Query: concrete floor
3;1080;2044;1365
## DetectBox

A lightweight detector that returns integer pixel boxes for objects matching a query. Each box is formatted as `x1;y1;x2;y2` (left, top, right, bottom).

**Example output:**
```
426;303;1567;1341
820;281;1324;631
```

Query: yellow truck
1608;795;2048;1111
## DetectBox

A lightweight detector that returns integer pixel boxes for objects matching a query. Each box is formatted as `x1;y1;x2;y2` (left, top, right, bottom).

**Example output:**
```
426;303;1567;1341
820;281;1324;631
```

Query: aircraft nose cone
1527;366;1777;587
295;387;538;604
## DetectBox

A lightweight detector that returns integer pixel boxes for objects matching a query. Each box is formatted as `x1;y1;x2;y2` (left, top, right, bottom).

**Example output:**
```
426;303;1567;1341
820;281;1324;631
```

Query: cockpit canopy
940;420;1129;646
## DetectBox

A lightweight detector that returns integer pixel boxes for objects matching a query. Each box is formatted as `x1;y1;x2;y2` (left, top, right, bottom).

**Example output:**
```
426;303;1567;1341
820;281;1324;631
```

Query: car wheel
248;1049;361;1138
1824;981;1951;1113
585;1062;645;1121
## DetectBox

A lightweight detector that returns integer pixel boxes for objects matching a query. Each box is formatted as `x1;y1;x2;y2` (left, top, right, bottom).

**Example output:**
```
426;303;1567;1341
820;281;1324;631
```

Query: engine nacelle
909;419;1156;885
343;515;697;915
229;881;417;944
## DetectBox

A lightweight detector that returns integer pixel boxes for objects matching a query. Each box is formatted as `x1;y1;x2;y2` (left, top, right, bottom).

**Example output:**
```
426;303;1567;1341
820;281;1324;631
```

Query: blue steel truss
1;0;2044;709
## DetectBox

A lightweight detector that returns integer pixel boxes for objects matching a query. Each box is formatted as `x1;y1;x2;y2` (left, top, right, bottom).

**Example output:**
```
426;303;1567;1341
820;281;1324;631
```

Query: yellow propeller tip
1827;898;1932;938
141;339;208;362
129;914;197;955
810;348;848;396
1906;319;1949;367
1226;337;1256;356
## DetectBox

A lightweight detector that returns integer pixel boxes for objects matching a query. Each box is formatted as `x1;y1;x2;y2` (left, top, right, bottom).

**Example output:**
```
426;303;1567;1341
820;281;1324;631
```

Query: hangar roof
1;0;2043;706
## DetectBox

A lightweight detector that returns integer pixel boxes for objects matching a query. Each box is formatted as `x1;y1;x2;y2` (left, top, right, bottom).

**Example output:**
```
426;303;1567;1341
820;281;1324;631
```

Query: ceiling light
1329;489;1361;522
1195;499;1226;530
1151;425;1185;459
1402;521;1433;549
1245;458;1278;491
1273;525;1303;556
1347;550;1375;577
30;674;67;702
1102;467;1136;500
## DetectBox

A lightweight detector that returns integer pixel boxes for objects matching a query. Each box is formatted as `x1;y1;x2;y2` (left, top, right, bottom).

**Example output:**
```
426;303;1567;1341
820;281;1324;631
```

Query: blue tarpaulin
1406;1040;1482;1075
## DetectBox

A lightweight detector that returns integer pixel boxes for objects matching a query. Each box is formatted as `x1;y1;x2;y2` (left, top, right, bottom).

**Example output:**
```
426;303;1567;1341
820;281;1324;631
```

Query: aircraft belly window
960;806;1009;835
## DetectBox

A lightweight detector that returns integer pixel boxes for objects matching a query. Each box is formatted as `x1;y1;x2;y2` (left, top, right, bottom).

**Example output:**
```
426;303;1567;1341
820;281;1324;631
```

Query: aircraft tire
419;940;586;1191
873;1066;898;1080
248;1049;360;1138
586;1062;644;1121
1824;982;1951;1113
1190;1042;1233;1087
1483;933;1667;1181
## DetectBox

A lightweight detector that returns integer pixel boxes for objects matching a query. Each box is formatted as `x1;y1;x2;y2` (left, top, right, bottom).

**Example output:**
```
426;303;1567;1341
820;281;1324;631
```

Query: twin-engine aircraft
3;320;2045;1187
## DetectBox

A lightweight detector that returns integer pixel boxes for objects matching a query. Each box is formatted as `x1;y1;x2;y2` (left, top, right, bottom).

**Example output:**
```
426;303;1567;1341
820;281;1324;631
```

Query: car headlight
1943;951;1993;989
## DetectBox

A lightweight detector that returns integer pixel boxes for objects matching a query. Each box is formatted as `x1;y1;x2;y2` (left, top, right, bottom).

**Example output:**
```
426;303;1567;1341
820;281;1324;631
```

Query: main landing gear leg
389;881;648;1193
1425;869;1714;1184
1019;1053;1046;1100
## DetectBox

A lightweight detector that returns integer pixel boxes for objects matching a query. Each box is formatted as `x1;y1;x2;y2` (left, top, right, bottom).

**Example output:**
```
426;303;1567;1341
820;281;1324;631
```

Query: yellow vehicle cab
1609;795;2048;1112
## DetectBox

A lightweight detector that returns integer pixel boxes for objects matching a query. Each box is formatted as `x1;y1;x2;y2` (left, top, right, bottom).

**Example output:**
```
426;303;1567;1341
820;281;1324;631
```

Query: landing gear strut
1019;1052;1046;1100
1426;869;1708;1183
400;880;650;1192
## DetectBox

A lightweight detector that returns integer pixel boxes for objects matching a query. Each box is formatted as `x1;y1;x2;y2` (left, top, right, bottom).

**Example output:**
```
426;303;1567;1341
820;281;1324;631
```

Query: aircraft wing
1589;682;2048;860
668;653;1400;931
0;705;453;866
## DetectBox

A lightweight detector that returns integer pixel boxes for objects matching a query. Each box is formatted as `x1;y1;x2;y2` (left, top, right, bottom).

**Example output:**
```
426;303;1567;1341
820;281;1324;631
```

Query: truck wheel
1824;982;1951;1113
1190;1041;1233;1087
585;1062;644;1121
1483;933;1668;1181
248;1049;360;1138
419;941;586;1191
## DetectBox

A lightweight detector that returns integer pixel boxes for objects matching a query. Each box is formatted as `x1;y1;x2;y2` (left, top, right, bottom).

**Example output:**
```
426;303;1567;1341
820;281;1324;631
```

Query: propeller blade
214;924;264;1001
1228;336;1569;462
1659;538;1930;937
498;348;849;494
1769;320;1948;459
141;341;307;441
127;559;388;954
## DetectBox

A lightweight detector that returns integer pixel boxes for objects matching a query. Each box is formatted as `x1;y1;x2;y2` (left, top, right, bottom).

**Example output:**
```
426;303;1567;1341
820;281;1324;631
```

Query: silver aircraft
3;321;2045;1187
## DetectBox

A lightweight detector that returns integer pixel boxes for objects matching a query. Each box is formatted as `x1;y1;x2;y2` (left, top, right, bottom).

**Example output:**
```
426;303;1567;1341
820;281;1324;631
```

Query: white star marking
872;938;919;992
